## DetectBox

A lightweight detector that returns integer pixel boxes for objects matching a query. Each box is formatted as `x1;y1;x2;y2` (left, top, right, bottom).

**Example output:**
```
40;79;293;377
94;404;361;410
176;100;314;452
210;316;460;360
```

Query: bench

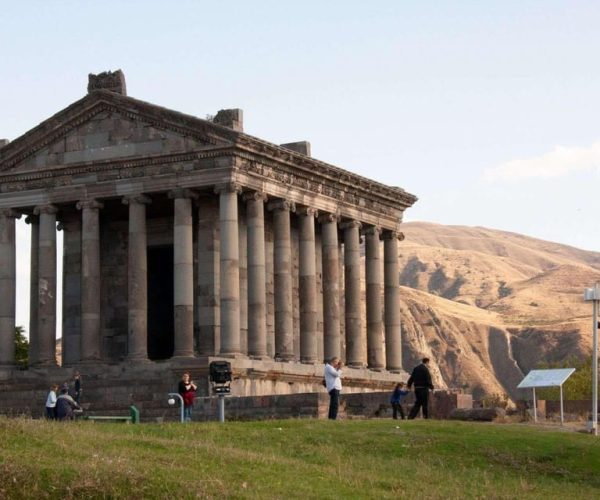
85;405;140;424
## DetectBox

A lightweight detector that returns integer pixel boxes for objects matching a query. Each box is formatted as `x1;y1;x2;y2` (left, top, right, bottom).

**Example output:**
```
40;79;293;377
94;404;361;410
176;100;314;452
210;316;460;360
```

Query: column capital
0;208;21;219
381;230;405;241
267;199;296;213
122;194;151;206
57;218;80;232
362;225;381;237
340;219;362;230
76;199;104;211
25;214;38;225
297;206;319;218
214;182;242;195
242;190;268;203
318;212;340;224
167;188;198;200
33;204;58;216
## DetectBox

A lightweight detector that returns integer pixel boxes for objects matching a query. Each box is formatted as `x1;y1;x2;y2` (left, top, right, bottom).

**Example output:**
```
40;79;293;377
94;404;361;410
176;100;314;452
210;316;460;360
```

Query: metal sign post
518;368;576;425
584;285;599;436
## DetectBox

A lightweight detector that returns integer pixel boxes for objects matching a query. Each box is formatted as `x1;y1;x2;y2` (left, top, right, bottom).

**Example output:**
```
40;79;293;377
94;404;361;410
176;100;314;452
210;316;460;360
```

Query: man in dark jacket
407;357;434;419
55;384;81;420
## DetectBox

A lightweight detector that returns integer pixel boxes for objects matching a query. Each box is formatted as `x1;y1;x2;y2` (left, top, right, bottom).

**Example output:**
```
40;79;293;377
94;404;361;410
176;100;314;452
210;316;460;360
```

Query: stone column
76;199;103;362
342;220;365;368
34;204;58;366
244;191;268;358
25;216;39;365
269;199;295;361
60;217;82;365
0;209;20;366
383;230;403;371
197;196;220;356
364;226;384;370
122;195;151;361
216;183;242;356
320;213;340;361
169;189;197;358
298;207;318;363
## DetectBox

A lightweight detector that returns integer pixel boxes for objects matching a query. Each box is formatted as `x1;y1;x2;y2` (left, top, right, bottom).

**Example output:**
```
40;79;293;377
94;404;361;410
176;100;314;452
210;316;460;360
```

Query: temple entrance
147;245;174;360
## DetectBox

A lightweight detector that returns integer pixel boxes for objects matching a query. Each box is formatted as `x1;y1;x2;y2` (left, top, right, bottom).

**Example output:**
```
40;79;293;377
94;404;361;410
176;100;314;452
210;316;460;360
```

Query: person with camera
178;372;197;422
324;357;343;420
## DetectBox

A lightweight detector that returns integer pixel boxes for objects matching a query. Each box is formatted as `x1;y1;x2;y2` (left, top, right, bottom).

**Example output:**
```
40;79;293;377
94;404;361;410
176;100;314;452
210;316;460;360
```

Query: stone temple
0;70;417;417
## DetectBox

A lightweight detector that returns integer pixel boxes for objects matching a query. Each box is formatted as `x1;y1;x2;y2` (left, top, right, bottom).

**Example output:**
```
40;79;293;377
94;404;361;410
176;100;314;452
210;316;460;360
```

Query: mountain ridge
398;221;598;400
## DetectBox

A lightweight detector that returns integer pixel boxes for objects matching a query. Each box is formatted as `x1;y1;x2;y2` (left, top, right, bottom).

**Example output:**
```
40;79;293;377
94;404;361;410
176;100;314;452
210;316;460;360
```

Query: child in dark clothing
390;382;409;420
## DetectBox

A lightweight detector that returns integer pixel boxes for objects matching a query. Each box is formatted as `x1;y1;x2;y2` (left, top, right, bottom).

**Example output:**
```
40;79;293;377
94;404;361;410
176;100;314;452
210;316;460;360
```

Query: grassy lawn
1;418;599;499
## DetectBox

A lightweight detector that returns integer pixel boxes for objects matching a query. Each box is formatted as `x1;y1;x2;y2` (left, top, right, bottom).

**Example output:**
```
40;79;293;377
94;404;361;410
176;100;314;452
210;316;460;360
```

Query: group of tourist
324;357;434;420
44;361;432;423
44;371;82;420
176;358;434;423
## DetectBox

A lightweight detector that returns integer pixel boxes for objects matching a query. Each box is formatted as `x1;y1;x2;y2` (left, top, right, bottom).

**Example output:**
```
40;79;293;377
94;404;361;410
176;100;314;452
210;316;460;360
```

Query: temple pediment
0;91;237;174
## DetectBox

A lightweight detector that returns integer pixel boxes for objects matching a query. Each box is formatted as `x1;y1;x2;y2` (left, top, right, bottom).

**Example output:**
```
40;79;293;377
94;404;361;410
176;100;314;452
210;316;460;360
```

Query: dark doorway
147;245;174;360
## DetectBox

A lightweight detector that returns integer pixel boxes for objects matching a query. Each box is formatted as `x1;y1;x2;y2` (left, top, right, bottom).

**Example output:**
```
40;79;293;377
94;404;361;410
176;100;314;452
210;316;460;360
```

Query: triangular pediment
0;91;238;174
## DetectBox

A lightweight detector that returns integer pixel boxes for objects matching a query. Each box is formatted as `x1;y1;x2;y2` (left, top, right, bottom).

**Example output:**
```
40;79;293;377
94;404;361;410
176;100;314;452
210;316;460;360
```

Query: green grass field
1;417;599;499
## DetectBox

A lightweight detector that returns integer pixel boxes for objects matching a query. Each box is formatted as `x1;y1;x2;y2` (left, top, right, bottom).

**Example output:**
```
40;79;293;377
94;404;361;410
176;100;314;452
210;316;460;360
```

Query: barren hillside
398;221;600;399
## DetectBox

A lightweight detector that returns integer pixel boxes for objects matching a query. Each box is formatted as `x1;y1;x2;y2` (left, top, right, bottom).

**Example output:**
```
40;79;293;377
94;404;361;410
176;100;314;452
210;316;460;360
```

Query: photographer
324;357;343;420
178;372;197;422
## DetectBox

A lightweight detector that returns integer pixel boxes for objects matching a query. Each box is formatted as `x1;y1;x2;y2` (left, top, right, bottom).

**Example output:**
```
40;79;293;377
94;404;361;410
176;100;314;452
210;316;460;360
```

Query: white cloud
483;141;600;182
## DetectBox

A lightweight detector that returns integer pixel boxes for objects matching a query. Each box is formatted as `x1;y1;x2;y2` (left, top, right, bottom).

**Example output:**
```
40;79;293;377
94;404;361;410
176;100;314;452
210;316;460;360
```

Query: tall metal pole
593;290;598;436
560;384;564;426
218;394;225;423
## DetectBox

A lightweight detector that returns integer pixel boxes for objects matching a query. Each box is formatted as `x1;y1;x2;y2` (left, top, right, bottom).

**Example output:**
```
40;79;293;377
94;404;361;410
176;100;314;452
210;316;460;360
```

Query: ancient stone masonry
0;71;417;400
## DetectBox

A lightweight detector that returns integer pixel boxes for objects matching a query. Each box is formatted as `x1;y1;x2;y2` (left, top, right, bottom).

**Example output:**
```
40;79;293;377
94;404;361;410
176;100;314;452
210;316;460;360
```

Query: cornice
233;138;417;209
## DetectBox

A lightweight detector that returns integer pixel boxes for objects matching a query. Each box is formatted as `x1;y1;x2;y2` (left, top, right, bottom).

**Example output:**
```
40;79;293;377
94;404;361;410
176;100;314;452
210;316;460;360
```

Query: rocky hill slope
398;222;600;399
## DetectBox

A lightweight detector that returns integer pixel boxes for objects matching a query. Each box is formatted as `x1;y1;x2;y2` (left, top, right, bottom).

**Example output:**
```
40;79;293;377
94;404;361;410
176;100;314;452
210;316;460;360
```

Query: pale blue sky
2;1;600;330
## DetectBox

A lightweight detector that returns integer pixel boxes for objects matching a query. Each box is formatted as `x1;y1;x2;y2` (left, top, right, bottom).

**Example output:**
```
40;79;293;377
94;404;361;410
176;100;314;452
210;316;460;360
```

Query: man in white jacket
324;357;343;420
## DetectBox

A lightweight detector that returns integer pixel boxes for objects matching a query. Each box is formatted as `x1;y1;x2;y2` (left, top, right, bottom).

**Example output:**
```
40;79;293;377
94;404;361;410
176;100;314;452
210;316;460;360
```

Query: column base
301;358;317;364
126;356;151;363
249;354;271;361
387;368;403;374
217;352;247;360
368;367;385;372
78;357;102;365
31;360;58;368
348;363;367;369
274;355;295;362
171;353;196;360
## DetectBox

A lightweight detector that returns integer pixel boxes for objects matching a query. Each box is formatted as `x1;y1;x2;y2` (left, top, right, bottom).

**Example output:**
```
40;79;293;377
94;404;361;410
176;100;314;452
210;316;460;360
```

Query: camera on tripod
209;361;232;394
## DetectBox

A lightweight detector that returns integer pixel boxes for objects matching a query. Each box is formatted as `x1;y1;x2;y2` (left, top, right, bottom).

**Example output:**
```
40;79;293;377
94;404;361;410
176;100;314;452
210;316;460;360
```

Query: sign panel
517;368;576;389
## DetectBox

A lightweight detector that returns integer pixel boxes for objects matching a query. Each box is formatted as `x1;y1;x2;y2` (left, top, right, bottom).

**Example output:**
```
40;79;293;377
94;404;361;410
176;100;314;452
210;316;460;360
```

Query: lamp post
584;284;599;436
168;392;185;423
